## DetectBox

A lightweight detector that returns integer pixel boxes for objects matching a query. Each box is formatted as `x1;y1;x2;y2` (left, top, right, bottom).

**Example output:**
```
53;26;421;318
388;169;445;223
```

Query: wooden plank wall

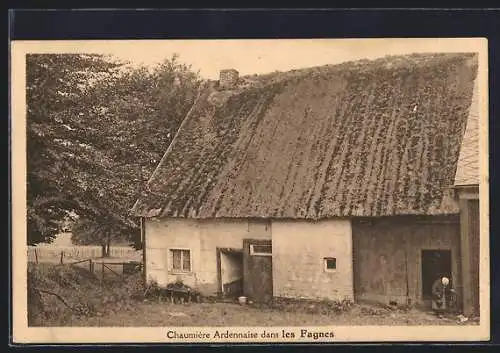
352;216;460;306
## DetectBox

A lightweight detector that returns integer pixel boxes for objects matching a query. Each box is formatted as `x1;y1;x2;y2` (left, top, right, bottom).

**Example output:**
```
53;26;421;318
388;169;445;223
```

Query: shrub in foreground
27;263;145;326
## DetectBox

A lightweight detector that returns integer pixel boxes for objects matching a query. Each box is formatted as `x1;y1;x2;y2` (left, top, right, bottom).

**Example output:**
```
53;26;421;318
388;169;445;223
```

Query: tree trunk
106;234;111;258
101;243;107;258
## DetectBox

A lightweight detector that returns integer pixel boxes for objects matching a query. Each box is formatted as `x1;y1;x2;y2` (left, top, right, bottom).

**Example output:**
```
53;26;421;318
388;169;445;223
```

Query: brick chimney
219;69;239;89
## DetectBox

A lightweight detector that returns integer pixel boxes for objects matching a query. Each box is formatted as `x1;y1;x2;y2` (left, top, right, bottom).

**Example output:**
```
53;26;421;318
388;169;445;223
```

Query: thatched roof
132;53;479;219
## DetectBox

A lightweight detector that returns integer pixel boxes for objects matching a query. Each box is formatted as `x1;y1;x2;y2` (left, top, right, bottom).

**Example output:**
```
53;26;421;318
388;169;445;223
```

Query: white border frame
11;38;490;343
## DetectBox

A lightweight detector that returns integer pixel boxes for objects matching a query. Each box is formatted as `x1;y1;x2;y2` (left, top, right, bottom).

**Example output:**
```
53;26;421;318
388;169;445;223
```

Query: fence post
60;251;64;264
34;248;38;264
89;259;93;273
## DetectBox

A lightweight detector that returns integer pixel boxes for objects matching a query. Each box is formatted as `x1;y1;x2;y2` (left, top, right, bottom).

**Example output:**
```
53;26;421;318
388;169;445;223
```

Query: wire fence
54;258;143;281
27;246;141;264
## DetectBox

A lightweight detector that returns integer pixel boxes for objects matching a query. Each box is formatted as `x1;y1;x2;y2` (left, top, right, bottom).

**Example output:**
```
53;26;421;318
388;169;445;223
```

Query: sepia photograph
10;38;489;343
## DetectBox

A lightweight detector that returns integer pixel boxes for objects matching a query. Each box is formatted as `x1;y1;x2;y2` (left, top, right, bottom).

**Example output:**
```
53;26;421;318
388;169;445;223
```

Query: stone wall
144;218;270;295
271;219;354;301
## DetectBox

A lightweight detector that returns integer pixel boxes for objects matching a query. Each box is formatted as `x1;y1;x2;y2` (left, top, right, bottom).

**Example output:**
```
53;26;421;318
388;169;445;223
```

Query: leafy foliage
26;53;201;245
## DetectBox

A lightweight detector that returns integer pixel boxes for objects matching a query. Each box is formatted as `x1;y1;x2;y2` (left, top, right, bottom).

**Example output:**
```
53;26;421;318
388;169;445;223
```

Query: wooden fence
109;247;140;258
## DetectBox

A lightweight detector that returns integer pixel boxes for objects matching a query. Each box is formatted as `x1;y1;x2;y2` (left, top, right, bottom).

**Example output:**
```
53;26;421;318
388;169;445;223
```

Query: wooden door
243;239;273;302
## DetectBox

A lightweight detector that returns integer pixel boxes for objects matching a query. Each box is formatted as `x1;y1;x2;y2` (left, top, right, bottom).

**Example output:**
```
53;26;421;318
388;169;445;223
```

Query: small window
324;257;337;271
250;244;272;256
170;249;191;272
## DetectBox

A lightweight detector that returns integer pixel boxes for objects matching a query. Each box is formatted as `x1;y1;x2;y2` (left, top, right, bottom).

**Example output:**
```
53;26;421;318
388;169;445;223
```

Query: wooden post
459;198;472;316
216;247;223;297
89;259;93;273
34;248;38;264
141;217;147;284
404;248;410;305
60;251;64;264
405;224;415;306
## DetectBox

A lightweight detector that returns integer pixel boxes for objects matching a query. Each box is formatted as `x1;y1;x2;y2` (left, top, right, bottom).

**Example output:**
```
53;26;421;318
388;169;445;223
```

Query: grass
64;300;478;327
28;263;478;327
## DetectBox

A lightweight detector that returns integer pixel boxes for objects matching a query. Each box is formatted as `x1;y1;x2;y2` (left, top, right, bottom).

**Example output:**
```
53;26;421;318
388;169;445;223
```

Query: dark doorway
217;248;243;297
421;250;452;300
243;239;273;303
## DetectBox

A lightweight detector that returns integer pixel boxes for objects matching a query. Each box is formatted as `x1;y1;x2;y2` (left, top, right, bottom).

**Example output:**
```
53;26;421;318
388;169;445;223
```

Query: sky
15;38;485;79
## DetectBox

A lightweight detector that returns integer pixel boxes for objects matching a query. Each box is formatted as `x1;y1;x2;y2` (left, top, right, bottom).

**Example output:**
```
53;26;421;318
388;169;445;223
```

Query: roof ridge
236;52;477;90
147;84;208;189
129;83;207;215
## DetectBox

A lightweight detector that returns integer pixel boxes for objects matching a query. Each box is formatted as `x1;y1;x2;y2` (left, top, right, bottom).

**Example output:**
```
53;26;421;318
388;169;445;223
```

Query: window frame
169;248;192;273
323;257;337;272
249;243;272;256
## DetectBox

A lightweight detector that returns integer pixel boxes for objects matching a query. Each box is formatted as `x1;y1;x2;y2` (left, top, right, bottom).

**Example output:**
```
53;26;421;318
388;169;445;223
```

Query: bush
27;263;146;326
142;279;202;303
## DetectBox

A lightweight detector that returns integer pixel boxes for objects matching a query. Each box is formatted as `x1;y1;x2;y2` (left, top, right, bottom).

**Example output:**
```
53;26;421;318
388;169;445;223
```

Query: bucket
238;296;247;305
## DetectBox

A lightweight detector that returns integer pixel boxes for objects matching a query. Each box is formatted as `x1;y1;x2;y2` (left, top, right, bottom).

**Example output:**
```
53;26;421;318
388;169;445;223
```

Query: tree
27;54;123;244
26;53;201;248
71;218;113;257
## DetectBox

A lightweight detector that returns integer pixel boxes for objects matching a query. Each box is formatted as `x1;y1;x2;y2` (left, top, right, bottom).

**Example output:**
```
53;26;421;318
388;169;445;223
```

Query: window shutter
168;249;173;270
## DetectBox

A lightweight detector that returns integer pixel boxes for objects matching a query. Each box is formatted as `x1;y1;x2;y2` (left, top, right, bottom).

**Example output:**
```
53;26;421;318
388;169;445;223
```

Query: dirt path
77;302;478;327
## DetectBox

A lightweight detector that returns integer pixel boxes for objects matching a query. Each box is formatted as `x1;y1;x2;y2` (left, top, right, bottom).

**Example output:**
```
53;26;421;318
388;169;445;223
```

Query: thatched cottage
132;53;481;316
